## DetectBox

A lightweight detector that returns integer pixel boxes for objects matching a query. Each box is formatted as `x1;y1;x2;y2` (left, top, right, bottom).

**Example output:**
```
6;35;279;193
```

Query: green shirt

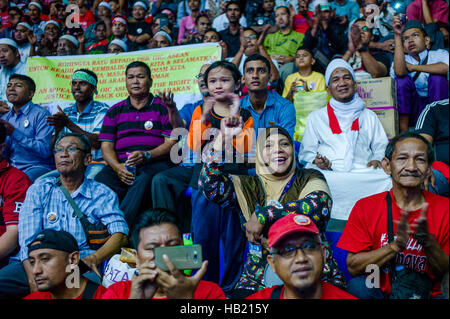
263;29;304;57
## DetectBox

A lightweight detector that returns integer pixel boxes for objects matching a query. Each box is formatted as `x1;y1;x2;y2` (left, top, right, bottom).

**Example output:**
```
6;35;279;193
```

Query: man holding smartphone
102;209;226;299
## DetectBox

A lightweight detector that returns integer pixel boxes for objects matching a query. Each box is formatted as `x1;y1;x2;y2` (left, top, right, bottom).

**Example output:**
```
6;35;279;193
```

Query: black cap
403;20;427;36
28;230;90;273
28;229;80;253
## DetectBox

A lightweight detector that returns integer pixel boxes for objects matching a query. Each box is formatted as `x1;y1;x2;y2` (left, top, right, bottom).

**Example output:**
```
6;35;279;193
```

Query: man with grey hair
0;132;128;299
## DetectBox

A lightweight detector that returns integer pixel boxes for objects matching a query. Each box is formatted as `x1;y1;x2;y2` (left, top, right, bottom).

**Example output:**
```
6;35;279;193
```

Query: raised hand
392;209;411;252
157;90;176;110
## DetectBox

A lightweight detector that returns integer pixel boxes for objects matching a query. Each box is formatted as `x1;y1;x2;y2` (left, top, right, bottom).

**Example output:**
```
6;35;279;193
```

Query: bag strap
270;285;284;299
56;177;85;220
81;280;100;299
412;53;429;82
386;192;397;275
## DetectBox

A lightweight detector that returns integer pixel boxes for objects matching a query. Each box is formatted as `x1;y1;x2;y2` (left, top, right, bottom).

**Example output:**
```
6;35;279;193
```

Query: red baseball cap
268;214;320;248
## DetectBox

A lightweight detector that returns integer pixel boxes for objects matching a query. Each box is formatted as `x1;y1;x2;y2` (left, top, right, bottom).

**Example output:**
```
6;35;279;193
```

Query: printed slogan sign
26;43;221;108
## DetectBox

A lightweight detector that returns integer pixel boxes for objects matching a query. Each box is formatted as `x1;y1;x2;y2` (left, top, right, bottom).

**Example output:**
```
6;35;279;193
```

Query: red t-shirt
75;10;96;31
102;280;226;299
246;282;357;299
23;279;107;299
337;189;449;298
0;160;31;237
293;12;315;34
0;11;9;29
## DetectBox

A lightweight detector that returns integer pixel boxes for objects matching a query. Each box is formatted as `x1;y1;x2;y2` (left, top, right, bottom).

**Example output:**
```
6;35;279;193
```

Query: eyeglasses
195;73;204;79
54;146;86;154
270;240;322;258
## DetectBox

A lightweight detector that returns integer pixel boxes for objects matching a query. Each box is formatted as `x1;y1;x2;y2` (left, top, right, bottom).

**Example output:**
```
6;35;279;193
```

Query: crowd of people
0;0;449;300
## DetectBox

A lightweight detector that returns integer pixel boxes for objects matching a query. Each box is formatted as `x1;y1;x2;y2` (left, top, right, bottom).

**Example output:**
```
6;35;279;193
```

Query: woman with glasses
199;125;346;298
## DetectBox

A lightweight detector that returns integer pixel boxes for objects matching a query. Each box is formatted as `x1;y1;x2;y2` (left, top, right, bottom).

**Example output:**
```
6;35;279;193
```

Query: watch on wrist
144;151;151;163
359;44;369;52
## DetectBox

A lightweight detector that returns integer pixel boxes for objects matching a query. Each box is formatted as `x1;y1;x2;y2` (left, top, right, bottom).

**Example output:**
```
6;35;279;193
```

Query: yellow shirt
282;71;326;97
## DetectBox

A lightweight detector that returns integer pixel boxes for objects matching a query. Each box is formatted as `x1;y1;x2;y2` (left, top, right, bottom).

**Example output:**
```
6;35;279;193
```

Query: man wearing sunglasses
247;214;356;299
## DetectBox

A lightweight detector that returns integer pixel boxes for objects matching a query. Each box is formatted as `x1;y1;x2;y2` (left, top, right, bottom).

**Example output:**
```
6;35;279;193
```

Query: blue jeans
429;169;449;197
346;276;386;299
190;189;245;297
0;260;29;299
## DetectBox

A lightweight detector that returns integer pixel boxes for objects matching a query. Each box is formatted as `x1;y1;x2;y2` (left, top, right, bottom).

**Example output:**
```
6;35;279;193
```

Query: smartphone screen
154;245;203;271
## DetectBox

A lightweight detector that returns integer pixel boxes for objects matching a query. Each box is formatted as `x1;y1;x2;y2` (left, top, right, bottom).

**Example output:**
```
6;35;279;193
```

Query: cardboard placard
356;77;398;139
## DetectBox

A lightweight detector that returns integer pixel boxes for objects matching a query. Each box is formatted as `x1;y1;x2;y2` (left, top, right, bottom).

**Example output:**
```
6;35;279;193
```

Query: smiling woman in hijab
199;125;346;298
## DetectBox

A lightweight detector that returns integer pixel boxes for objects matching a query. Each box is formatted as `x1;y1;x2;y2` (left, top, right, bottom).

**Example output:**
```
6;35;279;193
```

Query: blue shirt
330;0;360;23
18;177;129;261
240;91;296;139
1;102;54;172
179;99;202;168
63;100;110;161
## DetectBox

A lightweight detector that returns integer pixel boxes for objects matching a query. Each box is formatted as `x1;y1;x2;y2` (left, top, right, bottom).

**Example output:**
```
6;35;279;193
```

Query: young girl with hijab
199;125;346;298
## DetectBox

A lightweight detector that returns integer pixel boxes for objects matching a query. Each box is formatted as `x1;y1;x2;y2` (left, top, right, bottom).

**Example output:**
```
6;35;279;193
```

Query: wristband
144;151;151;163
359;44;369;52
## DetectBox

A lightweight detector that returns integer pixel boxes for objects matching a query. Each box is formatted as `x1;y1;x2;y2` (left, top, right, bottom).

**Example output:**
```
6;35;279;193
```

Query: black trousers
95;160;173;231
151;165;194;234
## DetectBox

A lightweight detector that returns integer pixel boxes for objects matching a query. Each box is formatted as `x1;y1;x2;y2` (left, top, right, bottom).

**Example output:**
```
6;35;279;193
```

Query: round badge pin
47;212;58;223
294;215;311;226
144;121;153;130
137;28;143;34
24;119;29;128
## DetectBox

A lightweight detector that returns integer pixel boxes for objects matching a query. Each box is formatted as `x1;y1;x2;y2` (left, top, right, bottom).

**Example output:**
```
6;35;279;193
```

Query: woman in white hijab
199;125;346;298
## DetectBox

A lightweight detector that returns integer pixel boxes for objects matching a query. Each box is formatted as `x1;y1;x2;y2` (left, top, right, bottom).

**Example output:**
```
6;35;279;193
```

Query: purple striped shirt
99;95;173;162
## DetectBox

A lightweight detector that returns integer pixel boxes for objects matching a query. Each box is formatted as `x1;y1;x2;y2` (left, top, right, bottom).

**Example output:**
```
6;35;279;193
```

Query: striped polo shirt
99;94;173;163
63;100;110;162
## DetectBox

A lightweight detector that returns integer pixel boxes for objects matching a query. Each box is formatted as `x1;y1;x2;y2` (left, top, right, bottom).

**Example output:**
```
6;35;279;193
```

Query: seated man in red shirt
24;230;106;299
338;132;449;299
247;214;356;299
102;209;226;299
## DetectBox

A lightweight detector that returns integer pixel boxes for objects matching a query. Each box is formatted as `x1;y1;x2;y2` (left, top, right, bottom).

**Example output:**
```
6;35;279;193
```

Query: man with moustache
338;132;449;299
0;132;128;298
95;61;176;231
46;69;109;180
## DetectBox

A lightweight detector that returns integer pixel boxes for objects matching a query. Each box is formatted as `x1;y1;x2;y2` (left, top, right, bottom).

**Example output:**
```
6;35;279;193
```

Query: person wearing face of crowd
199;126;346;298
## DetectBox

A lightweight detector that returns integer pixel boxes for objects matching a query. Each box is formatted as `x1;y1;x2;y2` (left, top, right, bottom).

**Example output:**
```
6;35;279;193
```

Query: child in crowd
282;46;326;102
178;0;201;44
391;18;449;132
186;61;253;296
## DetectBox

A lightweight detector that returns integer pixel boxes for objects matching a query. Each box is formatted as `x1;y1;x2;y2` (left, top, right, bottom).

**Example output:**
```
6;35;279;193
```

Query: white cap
324;58;356;86
133;1;148;10
0;38;19;50
60;35;79;48
28;1;43;11
109;39;127;51
98;1;112;11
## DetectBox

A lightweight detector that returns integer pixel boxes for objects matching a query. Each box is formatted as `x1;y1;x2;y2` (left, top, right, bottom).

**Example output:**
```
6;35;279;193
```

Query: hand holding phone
154;245;202;271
